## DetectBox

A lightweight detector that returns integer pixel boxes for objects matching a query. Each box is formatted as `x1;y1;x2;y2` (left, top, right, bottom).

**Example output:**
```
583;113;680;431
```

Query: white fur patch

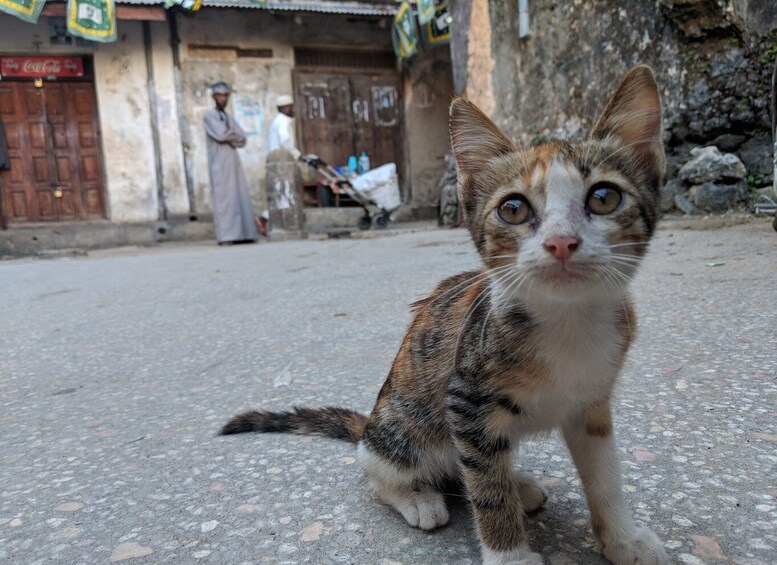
357;442;451;530
482;546;543;565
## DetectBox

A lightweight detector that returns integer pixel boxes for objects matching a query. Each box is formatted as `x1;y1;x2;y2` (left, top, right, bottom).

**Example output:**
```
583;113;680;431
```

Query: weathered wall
465;0;495;115
150;21;188;218
404;48;454;209
1;9;455;226
450;0;777;197
93;21;160;222
0;15;181;223
176;9;398;217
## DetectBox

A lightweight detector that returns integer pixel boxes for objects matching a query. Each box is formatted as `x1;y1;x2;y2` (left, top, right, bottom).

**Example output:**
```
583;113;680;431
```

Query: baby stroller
302;154;399;230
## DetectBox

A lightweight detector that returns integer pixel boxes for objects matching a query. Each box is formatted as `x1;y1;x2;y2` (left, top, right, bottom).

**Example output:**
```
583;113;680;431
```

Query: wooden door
294;73;353;167
294;70;403;172
350;74;402;170
64;83;104;218
0;81;104;223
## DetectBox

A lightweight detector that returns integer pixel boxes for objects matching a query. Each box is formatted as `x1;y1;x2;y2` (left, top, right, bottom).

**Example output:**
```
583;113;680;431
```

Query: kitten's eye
586;183;622;215
497;196;533;225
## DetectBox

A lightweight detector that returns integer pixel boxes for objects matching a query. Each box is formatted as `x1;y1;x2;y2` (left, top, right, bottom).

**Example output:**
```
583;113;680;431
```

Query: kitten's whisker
596;265;627;293
455;268;511;350
431;265;514;305
479;269;531;351
606;242;647;249
457;282;494;352
608;255;643;265
465;266;527;354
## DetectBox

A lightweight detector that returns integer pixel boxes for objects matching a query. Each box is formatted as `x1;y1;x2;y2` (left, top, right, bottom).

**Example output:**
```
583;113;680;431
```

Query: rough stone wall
452;0;777;197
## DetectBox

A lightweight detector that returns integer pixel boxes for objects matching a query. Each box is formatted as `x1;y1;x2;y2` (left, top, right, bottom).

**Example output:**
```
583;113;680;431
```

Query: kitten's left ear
591;65;665;180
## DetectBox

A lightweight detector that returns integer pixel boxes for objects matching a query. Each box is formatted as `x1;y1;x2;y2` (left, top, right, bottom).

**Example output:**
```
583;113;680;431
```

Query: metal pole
518;0;530;39
143;21;167;222
168;10;198;220
772;57;776;199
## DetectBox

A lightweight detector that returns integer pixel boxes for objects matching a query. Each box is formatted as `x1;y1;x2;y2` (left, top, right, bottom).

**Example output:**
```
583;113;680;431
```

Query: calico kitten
220;65;670;565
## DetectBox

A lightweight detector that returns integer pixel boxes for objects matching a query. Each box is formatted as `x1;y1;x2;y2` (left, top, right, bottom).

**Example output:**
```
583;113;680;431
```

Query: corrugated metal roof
115;0;399;15
200;0;398;16
116;0;163;5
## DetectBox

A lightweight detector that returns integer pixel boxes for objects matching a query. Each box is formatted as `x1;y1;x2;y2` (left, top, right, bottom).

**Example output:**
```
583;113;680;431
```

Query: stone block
678;146;747;184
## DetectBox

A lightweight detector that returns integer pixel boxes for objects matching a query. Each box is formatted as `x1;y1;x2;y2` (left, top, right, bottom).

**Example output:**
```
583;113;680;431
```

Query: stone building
0;0;453;247
449;0;777;212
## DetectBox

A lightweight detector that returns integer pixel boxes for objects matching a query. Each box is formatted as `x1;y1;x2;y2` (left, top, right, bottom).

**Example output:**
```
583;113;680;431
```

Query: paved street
1;220;775;564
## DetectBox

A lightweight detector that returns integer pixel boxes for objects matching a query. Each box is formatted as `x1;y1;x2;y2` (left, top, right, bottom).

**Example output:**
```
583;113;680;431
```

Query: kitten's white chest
516;302;626;432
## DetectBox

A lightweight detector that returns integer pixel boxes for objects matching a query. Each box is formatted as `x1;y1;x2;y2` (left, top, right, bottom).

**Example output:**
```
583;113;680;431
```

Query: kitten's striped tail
219;407;368;444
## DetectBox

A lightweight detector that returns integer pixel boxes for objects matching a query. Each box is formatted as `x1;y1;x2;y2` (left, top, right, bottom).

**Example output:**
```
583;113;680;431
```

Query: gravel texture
0;221;775;564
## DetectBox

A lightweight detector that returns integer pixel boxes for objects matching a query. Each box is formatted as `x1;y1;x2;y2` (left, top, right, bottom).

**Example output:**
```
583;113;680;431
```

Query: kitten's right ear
590;65;664;178
449;98;515;179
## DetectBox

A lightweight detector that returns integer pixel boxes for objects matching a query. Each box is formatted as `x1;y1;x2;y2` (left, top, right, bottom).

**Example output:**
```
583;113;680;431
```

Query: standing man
267;95;301;160
203;81;258;245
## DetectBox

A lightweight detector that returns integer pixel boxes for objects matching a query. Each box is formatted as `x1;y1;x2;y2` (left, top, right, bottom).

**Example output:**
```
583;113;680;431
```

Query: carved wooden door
294;71;403;172
0;81;104;223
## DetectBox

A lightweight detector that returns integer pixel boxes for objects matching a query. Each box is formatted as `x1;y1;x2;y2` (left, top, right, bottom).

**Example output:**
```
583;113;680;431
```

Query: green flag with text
67;0;118;43
0;0;46;23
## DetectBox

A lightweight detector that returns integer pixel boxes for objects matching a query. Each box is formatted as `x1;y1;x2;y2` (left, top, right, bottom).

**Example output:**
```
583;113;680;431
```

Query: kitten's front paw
603;527;670;565
483;546;543;565
512;471;548;513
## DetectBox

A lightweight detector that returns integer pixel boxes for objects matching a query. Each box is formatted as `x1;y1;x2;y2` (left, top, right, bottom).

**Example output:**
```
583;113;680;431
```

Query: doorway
293;53;403;207
0;80;105;224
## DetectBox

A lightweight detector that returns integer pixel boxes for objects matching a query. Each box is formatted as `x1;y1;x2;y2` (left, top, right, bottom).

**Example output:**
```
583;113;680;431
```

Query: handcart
753;194;777;232
302;154;400;230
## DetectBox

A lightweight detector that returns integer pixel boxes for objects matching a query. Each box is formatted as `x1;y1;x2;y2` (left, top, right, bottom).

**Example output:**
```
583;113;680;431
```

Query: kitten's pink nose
543;235;580;262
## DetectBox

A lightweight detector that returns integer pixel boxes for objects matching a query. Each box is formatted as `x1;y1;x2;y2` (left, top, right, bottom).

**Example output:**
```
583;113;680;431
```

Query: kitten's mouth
537;263;586;285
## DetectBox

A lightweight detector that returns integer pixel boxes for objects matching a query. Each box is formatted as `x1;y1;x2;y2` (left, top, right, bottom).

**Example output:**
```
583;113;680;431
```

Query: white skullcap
276;94;294;107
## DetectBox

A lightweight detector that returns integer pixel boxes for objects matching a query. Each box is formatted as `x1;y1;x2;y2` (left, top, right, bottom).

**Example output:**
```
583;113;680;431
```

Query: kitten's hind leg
358;443;450;530
512;470;548;513
372;480;449;531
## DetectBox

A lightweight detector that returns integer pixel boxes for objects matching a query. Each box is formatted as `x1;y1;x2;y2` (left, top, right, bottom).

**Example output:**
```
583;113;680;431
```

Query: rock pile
662;145;751;214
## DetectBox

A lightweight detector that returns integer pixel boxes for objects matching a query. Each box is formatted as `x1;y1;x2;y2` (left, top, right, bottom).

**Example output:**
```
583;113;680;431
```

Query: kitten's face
450;66;665;302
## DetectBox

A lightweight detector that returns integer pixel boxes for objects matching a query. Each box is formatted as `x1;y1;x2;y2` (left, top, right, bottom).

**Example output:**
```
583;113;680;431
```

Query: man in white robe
203;81;258;244
267;94;301;159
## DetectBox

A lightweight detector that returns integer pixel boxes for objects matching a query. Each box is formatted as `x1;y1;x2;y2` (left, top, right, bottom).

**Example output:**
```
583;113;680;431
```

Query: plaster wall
175;9;395;216
93;21;160;223
404;49;453;208
465;0;495;116
150;21;188;218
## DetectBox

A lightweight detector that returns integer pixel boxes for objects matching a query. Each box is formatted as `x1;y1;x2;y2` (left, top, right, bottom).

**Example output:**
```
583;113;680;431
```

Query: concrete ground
0;219;775;564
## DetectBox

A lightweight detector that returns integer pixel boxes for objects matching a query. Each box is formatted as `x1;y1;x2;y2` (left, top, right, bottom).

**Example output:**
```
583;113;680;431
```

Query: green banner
0;0;46;23
417;0;435;25
393;2;419;61
164;0;203;11
67;0;118;43
422;5;451;47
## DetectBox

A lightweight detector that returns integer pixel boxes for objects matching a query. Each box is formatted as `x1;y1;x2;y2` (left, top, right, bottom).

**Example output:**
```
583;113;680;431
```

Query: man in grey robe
204;81;258;244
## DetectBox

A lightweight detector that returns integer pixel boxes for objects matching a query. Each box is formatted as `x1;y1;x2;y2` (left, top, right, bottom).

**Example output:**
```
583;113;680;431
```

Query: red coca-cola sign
0;56;84;79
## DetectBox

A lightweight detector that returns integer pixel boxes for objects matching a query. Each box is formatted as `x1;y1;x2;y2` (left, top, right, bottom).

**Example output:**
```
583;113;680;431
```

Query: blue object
358;150;371;174
347;155;358;175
